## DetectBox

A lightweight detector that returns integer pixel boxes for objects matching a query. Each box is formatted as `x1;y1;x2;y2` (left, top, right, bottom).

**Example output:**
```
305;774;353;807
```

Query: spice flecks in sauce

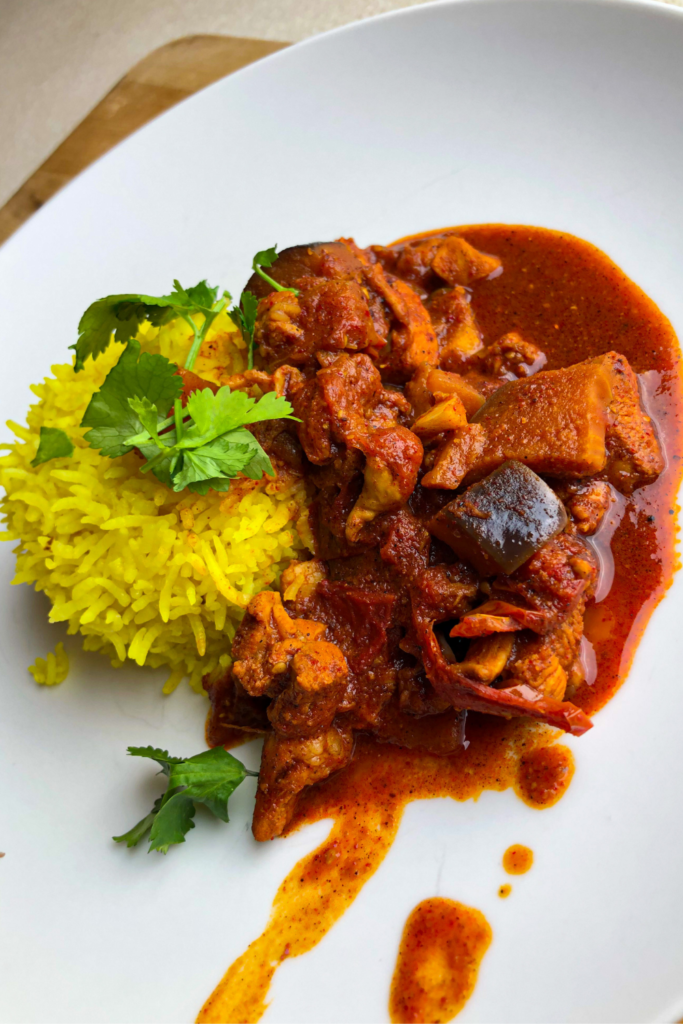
502;844;534;875
200;224;683;1023
389;898;492;1024
516;745;574;809
498;884;512;899
198;722;558;1024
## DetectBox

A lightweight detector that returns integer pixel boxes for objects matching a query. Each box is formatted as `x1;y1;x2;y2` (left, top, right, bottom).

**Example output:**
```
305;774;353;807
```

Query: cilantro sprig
229;247;300;369
113;745;258;854
229;291;259;370
71;280;230;373
80;341;297;494
250;246;300;297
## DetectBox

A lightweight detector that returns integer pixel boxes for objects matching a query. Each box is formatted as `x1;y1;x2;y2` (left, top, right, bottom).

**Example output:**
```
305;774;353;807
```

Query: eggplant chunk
428;460;568;575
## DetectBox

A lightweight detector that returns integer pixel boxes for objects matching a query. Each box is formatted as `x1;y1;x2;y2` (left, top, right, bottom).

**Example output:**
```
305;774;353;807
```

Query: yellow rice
0;313;311;694
28;642;69;686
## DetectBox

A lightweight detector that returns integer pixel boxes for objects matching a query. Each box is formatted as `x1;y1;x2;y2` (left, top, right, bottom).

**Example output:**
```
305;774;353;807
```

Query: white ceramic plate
2;1;683;1021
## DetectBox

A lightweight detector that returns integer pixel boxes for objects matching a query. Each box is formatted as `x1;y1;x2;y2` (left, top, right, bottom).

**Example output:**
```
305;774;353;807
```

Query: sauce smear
389;898;492;1024
199;224;682;1024
502;844;534;875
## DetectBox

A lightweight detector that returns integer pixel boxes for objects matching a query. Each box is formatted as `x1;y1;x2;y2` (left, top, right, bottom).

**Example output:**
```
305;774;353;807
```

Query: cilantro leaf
167;747;253;822
148;790;196;853
127;396;162;444
80;340;182;457
252;246;300;298
162;279;220;311
71;295;176;371
180;387;296;447
71;280;229;372
113;745;257;854
126;745;185;774
171;442;255;493
112;795;163;847
253;246;279;270
229;290;259;369
31;426;74;466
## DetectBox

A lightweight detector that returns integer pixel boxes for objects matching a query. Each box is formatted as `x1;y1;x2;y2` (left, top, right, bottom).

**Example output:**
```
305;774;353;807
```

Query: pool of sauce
388;898;492;1024
199;225;682;1024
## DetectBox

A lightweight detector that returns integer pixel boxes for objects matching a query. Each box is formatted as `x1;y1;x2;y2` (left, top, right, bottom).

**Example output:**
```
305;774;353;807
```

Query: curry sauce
200;225;682;1024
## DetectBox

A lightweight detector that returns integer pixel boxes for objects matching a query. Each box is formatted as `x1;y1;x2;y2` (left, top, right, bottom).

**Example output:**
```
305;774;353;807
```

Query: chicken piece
254;278;384;370
426;367;486;418
411;394;468;436
290;352;383;465
372;697;466;755
421;424;485;489
341;238;439;377
493;532;597;628
372;234;501;291
502;604;587;701
554;479;613;535
410;564;478;623
451;532;597;642
290;376;336;466
411;601;592;736
245;241;367;298
431;235;502;286
346;426;423;541
317;353;383;445
423;360;614;489
457;633;515;683
592;351;664;492
429;461;568;575
368;385;413;430
267;641;349;738
398;669;452;716
204;666;271;746
404;363;435;419
231;591;327;696
280;558;328;601
378;508;432;582
253;722;354;841
479;332;547;378
428;287;485;369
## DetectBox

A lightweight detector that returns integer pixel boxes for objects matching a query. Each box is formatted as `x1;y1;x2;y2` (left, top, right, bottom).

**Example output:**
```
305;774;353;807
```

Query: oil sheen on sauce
198;225;682;1024
388;898;492;1024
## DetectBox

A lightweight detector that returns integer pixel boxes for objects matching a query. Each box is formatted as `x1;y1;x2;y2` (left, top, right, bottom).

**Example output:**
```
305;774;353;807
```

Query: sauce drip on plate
502;844;534;875
199;224;682;1023
388;898;492;1024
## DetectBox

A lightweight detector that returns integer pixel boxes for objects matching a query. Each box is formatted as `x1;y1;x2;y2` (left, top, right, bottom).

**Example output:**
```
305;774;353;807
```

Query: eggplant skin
428;460;568;576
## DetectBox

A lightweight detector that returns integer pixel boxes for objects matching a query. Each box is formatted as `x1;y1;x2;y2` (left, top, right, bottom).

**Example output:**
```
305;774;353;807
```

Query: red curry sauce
198;225;682;1024
388;898;492;1024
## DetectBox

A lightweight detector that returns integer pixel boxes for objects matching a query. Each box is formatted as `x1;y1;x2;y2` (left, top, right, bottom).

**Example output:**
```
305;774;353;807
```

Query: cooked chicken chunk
253;723;354;841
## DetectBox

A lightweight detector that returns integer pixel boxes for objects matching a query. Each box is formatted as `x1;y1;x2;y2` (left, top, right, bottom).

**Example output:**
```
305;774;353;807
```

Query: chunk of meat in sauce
427;287;485;369
371;233;500;290
594;351;664;492
478;331;547;378
253;722;354;841
422;352;663;493
553;479;614;535
290;352;422;540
